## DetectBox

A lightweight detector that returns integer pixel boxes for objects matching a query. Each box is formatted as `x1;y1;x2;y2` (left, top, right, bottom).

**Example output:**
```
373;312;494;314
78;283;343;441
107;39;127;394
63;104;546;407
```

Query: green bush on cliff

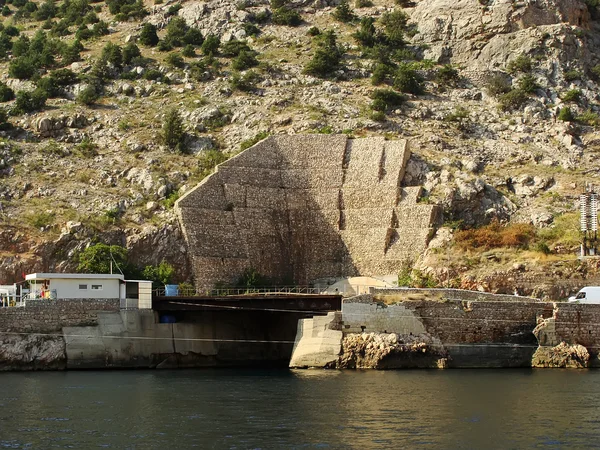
161;108;186;153
304;30;344;78
142;261;175;286
77;243;129;274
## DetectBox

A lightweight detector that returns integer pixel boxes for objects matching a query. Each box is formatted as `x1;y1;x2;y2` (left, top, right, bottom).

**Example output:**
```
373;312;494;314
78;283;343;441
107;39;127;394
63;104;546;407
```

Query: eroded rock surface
332;332;448;369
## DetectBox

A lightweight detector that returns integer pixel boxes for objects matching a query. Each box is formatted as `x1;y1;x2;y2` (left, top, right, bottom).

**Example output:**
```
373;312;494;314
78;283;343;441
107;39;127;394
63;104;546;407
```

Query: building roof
25;273;125;281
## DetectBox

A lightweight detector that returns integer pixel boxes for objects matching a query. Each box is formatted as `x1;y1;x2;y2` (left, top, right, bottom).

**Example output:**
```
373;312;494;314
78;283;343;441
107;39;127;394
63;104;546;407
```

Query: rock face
0;335;66;370
532;342;590;368
412;0;591;71
176;135;442;288
333;332;448;369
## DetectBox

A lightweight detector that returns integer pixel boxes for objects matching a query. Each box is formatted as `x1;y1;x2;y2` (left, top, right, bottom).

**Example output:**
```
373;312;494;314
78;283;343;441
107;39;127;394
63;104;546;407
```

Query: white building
24;273;153;309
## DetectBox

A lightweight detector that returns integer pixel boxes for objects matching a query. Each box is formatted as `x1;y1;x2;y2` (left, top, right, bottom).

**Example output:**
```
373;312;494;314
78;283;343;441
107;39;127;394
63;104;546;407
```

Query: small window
79;284;88;290
576;292;586;299
91;285;103;290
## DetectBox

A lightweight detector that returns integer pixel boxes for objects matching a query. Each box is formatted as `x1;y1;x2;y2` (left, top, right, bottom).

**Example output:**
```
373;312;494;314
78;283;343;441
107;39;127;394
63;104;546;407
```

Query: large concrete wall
176;135;441;288
0;301;306;370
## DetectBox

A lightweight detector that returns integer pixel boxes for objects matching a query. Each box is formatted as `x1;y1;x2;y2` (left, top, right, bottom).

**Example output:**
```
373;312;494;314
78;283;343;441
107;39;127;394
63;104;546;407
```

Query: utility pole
580;184;598;257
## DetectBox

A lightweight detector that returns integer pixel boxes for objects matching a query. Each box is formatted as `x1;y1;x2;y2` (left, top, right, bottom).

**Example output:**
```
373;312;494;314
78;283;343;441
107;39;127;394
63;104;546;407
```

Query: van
568;286;600;304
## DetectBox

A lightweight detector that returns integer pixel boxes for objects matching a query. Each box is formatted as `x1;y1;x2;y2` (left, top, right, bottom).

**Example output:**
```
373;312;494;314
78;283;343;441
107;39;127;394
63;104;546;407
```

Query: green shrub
507;54;532;74
562;88;582;103
183;27;204;46
76;137;98;157
229;70;260;92
393;64;424;94
164;16;188;47
370;88;404;109
36;76;62;97
243;23;260;37
143;68;165;81
77;243;129;274
353;17;377;47
197;148;228;176
142;261;175;287
27;210;55;229
121;43;140;65
166;52;185;68
517;74;539;94
380;9;409;47
485;73;511;97
591;64;600;80
139;23;159;46
240;131;270;150
0;82;14;102
76;85;100;105
436;64;459;84
221;39;251;57
272;7;301;26
371;62;392;85
201;34;220;55
8;56;37;80
34;0;57;20
558;106;574;122
157;40;173;52
231;50;258;70
497;89;528;111
101;42;123;68
307;26;320;36
332;0;355;22
355;0;373;7
13;89;47;114
444;106;470;122
106;0;146;20
577;109;600;126
564;70;581;81
535;241;551;255
369;110;386;121
304;30;344;78
181;44;195;57
162;108;186;152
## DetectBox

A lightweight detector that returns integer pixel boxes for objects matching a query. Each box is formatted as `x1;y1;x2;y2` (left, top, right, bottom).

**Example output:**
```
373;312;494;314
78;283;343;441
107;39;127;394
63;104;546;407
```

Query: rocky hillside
1;0;599;297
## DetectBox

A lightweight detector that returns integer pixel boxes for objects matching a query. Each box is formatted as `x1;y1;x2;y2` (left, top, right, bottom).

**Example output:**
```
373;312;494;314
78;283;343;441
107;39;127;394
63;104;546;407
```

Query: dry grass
454;221;535;251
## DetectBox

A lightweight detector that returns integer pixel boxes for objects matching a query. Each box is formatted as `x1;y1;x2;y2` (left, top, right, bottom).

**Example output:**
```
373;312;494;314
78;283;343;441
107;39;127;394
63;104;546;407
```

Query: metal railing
154;286;329;297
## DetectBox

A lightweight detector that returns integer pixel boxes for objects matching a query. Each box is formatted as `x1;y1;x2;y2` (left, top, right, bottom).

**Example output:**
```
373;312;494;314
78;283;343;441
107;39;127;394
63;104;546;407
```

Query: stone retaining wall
292;296;600;368
0;299;120;333
372;288;540;303
176;135;442;288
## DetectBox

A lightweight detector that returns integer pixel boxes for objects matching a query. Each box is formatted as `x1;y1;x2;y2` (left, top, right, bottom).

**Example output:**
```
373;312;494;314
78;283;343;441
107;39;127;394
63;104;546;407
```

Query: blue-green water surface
0;368;598;449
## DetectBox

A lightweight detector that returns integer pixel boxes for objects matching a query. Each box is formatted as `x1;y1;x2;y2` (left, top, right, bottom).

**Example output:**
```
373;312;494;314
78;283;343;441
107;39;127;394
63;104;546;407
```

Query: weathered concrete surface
64;309;303;369
176;135;441;288
289;312;343;368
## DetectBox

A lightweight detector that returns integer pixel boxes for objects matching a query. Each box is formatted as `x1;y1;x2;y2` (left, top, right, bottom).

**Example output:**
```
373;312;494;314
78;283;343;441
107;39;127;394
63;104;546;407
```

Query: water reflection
1;369;600;448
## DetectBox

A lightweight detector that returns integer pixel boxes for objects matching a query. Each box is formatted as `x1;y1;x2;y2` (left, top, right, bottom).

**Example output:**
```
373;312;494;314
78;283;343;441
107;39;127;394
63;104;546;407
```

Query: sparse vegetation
507;54;532;74
454;221;535;251
162;108;186;153
304;30;344;78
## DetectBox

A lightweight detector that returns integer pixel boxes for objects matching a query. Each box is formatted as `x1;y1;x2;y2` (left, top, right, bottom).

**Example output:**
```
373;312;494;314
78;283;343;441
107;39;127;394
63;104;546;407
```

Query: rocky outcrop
532;342;590;368
0;334;66;370
331;332;448;369
412;0;591;72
